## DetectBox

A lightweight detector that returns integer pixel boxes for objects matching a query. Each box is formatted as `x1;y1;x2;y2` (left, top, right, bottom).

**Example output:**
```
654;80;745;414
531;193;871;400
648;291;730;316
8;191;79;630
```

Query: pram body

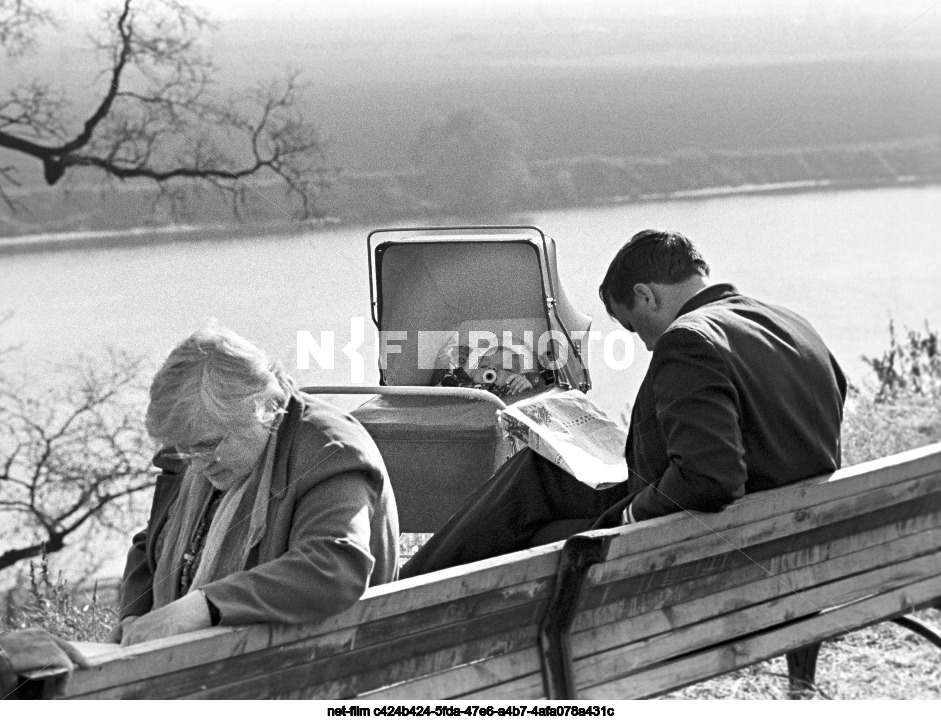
309;226;592;532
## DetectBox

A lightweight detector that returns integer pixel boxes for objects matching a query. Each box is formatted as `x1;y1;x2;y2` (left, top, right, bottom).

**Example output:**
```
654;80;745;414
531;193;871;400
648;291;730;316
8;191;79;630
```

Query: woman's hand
121;591;212;646
107;614;139;644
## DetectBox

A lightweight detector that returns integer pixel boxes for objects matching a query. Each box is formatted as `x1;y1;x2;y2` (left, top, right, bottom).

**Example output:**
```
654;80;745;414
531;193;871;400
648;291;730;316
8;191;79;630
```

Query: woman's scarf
151;420;281;610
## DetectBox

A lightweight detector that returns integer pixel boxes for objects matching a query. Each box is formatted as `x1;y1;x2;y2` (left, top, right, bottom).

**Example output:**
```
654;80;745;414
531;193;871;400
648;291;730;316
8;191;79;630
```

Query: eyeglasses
167;436;226;463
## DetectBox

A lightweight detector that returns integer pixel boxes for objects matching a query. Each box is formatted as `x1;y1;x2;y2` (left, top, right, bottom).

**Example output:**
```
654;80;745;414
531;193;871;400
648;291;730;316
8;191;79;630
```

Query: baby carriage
308;226;592;532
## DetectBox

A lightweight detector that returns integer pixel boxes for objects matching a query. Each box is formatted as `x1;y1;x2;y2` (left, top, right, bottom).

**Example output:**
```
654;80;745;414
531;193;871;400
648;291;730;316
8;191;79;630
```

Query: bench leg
892;614;941;650
785;642;821;699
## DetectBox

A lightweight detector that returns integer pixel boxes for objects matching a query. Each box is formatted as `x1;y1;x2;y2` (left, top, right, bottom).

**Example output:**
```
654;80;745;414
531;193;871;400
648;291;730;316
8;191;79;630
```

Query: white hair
146;323;297;446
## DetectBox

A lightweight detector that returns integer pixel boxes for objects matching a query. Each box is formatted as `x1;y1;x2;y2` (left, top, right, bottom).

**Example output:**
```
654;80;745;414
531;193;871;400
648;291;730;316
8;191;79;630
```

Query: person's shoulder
673;290;807;335
700;290;824;342
666;290;832;368
656;292;750;358
292;392;376;446
286;392;387;481
654;324;719;362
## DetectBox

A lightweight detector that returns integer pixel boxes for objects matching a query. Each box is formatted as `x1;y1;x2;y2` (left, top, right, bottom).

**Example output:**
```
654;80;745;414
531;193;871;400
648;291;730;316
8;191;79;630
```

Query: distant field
4;11;941;203
5;54;940;180
307;55;941;172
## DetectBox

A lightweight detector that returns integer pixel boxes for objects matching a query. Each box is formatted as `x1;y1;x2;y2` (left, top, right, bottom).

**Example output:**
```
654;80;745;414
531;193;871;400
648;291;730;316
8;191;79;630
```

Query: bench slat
470;573;941;700
461;673;545;700
586;491;941;611
578;572;941;699
572;547;941;689
577;520;941;639
75;597;550;699
373;526;940;700
185;623;542;700
574;526;941;656
359;647;539;700
601;445;941;562
592;471;941;584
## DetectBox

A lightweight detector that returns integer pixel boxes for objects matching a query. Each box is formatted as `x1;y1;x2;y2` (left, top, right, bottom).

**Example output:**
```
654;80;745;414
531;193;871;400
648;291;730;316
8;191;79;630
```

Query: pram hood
368;226;592;391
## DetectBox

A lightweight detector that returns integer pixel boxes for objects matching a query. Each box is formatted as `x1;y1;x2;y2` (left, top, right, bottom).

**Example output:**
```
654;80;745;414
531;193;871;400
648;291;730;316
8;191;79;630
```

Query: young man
400;229;846;578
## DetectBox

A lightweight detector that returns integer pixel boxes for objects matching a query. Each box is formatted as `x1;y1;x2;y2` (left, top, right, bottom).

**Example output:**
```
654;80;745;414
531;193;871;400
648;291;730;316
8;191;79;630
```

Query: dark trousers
399;449;633;579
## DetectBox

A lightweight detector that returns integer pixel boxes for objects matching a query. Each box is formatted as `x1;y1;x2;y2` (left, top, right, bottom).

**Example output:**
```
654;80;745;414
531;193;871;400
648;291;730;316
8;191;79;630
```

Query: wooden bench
44;442;941;699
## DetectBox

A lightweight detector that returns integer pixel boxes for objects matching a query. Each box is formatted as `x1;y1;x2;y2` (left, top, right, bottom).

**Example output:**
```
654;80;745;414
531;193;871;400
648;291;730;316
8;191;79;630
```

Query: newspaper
499;387;629;489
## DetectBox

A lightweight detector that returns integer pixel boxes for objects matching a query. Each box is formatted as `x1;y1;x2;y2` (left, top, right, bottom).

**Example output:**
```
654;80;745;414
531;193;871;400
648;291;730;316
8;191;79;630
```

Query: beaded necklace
179;487;225;596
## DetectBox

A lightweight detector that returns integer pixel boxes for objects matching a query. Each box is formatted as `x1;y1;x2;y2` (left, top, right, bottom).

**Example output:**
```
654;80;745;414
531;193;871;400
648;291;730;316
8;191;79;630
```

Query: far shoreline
1;174;939;258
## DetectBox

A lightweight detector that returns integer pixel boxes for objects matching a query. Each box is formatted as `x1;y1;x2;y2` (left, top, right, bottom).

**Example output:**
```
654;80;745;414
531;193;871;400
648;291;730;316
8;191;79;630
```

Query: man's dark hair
598;229;710;314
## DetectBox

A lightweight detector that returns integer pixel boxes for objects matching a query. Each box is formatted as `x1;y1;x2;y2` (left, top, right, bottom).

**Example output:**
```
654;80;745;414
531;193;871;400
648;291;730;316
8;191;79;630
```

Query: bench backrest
61;443;941;699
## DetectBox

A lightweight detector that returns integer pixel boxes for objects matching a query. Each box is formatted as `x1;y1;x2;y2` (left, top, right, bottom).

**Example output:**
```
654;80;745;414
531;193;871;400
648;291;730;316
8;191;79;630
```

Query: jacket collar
270;392;303;489
674;282;739;320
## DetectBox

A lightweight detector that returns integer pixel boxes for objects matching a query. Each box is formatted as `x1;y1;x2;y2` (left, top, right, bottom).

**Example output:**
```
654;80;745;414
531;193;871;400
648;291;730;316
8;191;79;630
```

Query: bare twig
0;0;55;57
0;349;154;572
0;0;330;220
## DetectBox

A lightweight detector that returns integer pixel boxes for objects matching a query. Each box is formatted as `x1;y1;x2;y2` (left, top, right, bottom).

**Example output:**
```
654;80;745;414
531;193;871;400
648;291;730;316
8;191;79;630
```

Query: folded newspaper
499;387;629;489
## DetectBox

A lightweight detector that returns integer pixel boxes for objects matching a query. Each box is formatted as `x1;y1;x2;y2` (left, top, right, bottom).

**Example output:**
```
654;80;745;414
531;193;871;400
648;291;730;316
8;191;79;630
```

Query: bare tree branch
0;81;67;141
0;0;54;57
0;0;332;221
0;346;155;572
0;164;24;212
0;536;65;570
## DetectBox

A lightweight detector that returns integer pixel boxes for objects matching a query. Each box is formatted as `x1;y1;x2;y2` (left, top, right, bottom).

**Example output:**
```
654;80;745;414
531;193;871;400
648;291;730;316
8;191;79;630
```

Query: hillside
2;136;940;245
2;8;941;239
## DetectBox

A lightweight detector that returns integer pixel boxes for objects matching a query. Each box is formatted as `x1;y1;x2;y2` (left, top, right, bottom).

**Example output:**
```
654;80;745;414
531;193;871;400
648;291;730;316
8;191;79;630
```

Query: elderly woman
110;325;399;646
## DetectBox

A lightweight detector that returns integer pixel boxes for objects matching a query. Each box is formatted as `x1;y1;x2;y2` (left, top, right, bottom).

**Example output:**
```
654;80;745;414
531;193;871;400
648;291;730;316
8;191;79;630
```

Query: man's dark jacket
400;282;847;578
618;282;847;522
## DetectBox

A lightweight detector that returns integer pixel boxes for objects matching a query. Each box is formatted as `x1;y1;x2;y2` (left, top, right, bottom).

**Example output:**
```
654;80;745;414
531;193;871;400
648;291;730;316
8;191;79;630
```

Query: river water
3;184;940;420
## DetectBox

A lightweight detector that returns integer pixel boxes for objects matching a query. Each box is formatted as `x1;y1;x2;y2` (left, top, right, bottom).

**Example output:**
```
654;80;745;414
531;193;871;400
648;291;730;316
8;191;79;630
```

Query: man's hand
107;614;139;643
121;591;212;647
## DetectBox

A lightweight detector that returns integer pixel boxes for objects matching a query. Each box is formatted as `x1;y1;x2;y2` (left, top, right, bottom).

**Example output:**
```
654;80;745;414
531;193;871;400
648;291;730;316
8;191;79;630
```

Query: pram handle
301;385;507;410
